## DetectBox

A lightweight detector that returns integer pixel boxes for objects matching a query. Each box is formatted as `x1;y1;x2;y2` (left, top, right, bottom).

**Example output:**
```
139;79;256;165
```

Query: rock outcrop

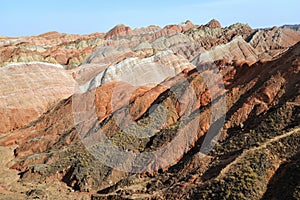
0;32;105;69
185;22;255;50
0;62;75;134
0;21;299;200
104;24;132;40
206;19;221;28
249;26;300;57
1;20;299;70
192;36;259;64
1;40;299;199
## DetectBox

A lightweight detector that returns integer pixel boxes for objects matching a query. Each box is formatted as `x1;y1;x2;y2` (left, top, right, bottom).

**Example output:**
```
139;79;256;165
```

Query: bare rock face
77;50;194;93
0;20;299;200
206;19;222;28
1;42;299;199
192;36;259;64
162;20;196;34
0;62;75;134
1;20;298;71
180;20;196;32
185;22;254;50
249;27;300;57
104;24;132;40
223;42;300;130
0;32;105;69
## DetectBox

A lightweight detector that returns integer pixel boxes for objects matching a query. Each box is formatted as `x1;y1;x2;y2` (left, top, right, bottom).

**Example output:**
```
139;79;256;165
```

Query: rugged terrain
0;19;299;200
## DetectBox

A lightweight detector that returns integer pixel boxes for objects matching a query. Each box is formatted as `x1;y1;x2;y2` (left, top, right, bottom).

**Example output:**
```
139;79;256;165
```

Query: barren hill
0;20;299;199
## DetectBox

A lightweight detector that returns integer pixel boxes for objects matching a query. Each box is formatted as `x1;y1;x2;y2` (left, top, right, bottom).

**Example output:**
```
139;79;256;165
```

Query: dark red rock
104;24;132;39
206;19;221;28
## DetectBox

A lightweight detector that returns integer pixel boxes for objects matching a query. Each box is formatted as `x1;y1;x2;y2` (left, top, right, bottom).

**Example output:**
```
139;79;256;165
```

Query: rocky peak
206;19;221;28
180;20;196;32
104;24;132;39
0;20;300;200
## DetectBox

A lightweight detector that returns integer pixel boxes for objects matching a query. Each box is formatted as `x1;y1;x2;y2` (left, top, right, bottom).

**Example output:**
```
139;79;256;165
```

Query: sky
1;0;299;36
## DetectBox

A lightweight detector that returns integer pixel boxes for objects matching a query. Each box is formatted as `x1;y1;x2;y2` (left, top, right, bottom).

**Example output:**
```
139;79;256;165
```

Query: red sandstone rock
249;27;300;56
0;63;75;134
163;24;182;33
206;19;221;28
0;21;299;200
180;20;195;32
104;24;132;40
0;32;104;68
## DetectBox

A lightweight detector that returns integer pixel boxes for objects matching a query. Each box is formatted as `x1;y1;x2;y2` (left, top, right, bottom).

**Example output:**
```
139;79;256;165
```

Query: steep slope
0;20;299;199
92;42;300;200
192;36;259;64
0;62;75;135
185;22;254;50
0;39;299;199
249;26;300;57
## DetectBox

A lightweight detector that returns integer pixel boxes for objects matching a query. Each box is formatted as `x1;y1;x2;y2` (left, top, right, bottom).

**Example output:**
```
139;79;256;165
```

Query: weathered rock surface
206;19;222;28
0;32;105;69
0;62;75;134
104;24;132;40
249;26;300;57
2;20;298;70
0;20;299;200
192;36;259;64
77;50;194;93
185;22;255;50
0;40;299;199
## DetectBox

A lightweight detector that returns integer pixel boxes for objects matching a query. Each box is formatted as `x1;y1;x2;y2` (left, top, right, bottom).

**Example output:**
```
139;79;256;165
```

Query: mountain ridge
0;20;299;199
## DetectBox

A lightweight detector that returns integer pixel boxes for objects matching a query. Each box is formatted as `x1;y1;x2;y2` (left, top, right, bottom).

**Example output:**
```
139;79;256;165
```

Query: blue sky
1;0;299;36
